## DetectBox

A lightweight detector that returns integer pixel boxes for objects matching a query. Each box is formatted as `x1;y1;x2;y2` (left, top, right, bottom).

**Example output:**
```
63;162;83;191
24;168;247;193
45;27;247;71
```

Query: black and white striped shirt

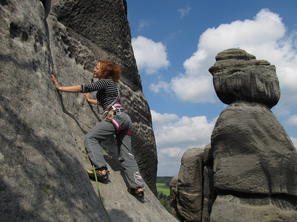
81;79;119;110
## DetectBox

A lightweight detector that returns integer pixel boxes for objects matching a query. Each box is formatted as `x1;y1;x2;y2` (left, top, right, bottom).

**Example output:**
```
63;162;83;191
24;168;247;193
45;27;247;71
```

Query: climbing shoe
128;187;145;200
87;167;109;183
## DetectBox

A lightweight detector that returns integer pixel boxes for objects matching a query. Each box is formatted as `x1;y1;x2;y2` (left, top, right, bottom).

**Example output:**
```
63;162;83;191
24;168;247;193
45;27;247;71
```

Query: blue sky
127;0;297;176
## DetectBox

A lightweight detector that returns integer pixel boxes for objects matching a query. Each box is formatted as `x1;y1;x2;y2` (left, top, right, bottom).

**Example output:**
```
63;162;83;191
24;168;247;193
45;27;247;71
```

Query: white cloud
153;9;297;113
178;6;191;18
159;147;185;158
149;81;170;93
137;19;150;31
132;36;169;74
171;75;215;103
152;110;215;175
157;159;182;176
151;110;215;149
157;146;183;175
198;9;285;52
287;115;297;126
151;110;179;134
168;30;183;40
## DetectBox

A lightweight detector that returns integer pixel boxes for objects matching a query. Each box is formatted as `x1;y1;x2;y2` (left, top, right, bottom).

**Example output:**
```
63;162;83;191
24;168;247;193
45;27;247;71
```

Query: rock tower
171;48;297;222
208;48;297;222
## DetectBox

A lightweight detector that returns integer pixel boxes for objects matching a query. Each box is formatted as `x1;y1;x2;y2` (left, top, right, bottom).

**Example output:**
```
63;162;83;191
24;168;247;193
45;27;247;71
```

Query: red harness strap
110;119;132;135
121;129;133;135
111;119;121;134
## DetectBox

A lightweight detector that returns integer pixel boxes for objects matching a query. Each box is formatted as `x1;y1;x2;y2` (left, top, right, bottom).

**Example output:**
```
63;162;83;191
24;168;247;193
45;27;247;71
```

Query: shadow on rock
0;100;107;221
108;209;134;222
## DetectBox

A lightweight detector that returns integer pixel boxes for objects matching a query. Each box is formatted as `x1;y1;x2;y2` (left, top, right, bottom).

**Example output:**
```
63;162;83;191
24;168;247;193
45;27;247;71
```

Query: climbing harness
102;87;123;120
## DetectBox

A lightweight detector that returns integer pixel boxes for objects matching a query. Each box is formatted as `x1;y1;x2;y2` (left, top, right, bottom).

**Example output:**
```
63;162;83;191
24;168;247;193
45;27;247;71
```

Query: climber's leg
84;120;115;169
117;133;145;189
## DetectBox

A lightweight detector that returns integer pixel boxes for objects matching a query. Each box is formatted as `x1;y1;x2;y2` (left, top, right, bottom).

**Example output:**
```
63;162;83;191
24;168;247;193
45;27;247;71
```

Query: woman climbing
50;61;145;198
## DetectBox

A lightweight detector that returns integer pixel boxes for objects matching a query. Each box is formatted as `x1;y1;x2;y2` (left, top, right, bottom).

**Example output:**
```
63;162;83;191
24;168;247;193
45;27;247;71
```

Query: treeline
156;177;173;213
157;192;171;213
156;176;172;185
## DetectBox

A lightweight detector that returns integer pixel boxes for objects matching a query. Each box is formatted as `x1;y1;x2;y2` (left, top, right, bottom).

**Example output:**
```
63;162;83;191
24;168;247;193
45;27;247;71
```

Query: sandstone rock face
177;148;204;221
169;176;179;218
211;195;297;222
1;1;106;221
52;0;140;91
209;48;280;108
170;147;211;222
212;101;297;195
209;49;297;222
49;0;158;191
0;0;174;221
171;48;297;222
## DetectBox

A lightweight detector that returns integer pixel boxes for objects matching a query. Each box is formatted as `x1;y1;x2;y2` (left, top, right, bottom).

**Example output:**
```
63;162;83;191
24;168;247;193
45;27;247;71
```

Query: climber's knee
84;132;94;146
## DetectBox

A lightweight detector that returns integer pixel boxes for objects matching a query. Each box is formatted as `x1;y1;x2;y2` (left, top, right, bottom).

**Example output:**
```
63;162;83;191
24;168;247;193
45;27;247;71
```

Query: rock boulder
171;49;297;222
212;101;297;195
209;48;280;108
209;49;297;222
170;147;211;222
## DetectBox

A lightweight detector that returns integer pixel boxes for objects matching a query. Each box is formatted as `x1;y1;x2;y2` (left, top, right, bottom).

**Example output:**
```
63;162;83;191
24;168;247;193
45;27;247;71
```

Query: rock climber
50;60;145;198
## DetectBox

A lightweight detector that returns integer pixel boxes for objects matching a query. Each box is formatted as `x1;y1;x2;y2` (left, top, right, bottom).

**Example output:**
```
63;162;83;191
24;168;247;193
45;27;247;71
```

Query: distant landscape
156;176;172;195
156;177;172;212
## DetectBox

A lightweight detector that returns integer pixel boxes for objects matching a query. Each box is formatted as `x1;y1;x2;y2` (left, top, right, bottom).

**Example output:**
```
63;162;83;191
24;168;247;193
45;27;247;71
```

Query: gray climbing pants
84;111;144;189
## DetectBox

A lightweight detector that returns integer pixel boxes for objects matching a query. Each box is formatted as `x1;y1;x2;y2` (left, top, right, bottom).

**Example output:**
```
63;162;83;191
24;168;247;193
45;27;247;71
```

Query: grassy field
156;176;172;184
156;177;172;196
156;177;173;213
156;183;170;196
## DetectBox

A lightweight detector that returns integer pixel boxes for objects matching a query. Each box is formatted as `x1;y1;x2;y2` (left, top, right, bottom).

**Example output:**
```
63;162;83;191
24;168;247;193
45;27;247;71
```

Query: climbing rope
92;165;112;222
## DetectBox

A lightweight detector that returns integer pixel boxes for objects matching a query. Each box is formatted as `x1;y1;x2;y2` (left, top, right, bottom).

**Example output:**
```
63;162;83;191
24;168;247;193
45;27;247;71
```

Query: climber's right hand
50;74;61;90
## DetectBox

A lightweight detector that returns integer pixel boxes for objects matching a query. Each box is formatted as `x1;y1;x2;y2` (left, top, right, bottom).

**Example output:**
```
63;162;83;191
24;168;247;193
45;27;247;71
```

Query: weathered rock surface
91;162;177;222
211;195;297;222
170;147;211;222
201;145;212;222
52;0;140;91
209;48;280;108
176;148;204;221
171;48;297;222
49;0;158;191
169;176;179;218
209;49;297;222
212;101;297;195
0;0;176;221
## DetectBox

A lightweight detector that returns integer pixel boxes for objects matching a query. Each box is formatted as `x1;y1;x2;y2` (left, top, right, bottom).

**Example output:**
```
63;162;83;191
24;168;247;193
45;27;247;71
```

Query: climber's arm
83;93;99;105
50;74;82;93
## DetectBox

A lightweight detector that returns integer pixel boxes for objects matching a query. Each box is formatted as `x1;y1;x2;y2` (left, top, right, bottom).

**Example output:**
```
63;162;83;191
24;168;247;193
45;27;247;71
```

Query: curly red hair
97;60;121;82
